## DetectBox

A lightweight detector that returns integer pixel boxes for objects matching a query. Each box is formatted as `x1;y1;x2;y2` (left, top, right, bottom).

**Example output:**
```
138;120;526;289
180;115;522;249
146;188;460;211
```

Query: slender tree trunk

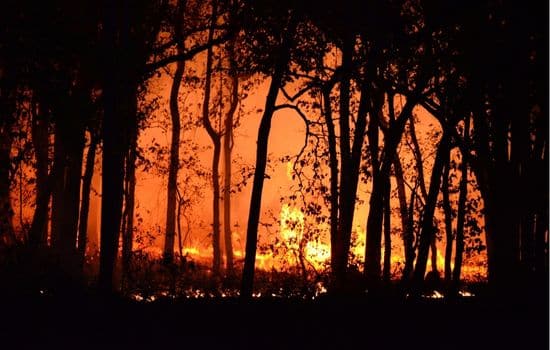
382;176;391;283
452;118;470;286
365;95;419;285
163;59;183;264
223;50;238;275
163;0;186;265
442;161;453;284
201;4;222;276
322;87;340;288
122;134;137;275
0;123;15;246
240;27;293;298
29;102;51;247
78;131;98;262
412;133;450;288
393;156;414;281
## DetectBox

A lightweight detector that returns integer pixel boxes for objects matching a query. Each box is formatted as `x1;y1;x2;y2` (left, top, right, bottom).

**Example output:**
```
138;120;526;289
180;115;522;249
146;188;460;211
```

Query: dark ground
0;291;547;350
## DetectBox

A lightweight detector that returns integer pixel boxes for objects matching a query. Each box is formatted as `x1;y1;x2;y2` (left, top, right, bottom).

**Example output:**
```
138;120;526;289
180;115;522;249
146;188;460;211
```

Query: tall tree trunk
163;0;186;265
365;95;419;285
452;117;470;286
412;133;450;288
382;176;391;283
223;48;238;275
442;161;453;284
240;25;293;298
78;131;98;262
0;122;15;246
393;156;414;281
201;3;222;276
50;111;85;258
322;87;340;289
122;134;137;275
163;58;183;264
29;102;51;247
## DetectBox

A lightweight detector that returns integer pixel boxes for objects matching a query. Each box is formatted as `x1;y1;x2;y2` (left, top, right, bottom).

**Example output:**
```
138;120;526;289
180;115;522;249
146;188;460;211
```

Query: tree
240;3;297;297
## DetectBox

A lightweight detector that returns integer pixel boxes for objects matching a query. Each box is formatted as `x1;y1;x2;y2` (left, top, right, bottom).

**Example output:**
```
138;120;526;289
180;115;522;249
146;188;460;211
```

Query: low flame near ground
139;203;487;281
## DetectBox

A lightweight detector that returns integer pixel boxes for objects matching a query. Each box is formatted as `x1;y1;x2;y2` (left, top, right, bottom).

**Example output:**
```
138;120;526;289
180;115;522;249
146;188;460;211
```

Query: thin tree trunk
78;131;98;262
163;0;186;265
442;161;453;284
412;133;450;289
382;177;391;283
223;46;238;275
29;102;51;247
394;156;414;282
322;87;339;289
122;136;137;275
365;95;419;285
452;117;470;286
240;25;294;298
201;3;222;276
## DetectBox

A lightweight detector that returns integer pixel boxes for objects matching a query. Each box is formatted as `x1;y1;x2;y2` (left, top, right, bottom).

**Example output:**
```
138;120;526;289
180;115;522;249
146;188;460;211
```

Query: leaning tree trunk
365;96;418;285
412;133;451;289
240;28;293;298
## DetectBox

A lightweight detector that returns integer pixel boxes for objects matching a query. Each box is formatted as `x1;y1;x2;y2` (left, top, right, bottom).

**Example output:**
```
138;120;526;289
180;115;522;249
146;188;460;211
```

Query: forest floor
0;289;547;349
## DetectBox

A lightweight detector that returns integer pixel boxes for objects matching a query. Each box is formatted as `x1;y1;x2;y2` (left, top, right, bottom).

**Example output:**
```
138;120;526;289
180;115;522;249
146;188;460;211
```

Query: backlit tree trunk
29;101;51;247
163;0;186;265
78;130;98;262
412;133;451;288
201;3;222;276
452;117;470;286
240;25;294;298
442;161;453;284
223;49;238;275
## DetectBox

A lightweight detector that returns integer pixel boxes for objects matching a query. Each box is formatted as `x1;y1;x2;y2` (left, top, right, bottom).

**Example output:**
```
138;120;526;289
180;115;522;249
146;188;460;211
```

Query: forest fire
0;0;545;321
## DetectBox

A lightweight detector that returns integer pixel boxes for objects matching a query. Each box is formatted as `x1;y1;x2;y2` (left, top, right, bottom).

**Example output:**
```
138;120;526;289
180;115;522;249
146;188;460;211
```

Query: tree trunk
452;118;470;286
163;57;184;265
240;26;293;298
29;102;51;247
322;87;340;289
382;176;391;283
78;131;98;262
122;134;137;275
442;161;453;285
201;5;222;276
365;95;418;285
223;48;238;275
393;156;414;282
412;133;450;288
163;0;186;265
50;112;85;258
0;122;15;246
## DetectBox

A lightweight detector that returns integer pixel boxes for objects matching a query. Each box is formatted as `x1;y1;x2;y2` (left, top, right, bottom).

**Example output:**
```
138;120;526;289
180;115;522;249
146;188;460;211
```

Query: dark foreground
0;292;547;349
